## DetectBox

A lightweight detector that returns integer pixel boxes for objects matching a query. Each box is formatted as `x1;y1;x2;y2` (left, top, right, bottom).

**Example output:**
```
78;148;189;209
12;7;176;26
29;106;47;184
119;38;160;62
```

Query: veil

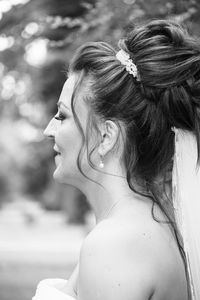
172;128;200;300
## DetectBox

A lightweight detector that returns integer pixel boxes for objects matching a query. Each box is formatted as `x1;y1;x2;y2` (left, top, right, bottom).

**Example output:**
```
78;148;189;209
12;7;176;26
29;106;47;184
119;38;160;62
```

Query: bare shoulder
78;219;157;300
77;217;187;300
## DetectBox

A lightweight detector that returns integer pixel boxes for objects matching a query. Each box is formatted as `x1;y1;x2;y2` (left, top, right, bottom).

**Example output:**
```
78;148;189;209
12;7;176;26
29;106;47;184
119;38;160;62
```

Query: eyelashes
54;112;66;121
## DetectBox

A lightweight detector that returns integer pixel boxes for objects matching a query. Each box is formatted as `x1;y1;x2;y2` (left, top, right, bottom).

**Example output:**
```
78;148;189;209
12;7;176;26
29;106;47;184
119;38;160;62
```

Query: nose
44;118;57;138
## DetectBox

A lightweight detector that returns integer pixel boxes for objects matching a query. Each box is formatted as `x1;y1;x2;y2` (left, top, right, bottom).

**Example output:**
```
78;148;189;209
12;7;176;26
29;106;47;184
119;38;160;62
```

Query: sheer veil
172;128;200;300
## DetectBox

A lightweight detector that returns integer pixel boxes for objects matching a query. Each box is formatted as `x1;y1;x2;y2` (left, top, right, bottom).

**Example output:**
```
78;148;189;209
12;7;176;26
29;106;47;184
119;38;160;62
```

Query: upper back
77;203;188;300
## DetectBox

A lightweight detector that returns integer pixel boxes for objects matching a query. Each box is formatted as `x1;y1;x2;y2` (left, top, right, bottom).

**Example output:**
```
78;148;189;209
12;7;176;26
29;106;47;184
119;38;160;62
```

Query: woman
33;19;200;300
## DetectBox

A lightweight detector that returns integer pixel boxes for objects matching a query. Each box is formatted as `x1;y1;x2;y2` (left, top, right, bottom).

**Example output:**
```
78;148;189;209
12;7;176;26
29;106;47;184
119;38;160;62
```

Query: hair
69;19;200;299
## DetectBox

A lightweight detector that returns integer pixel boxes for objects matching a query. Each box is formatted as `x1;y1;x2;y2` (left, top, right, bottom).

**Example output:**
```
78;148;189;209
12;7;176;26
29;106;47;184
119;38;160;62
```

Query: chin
53;167;81;187
52;172;65;186
52;163;66;181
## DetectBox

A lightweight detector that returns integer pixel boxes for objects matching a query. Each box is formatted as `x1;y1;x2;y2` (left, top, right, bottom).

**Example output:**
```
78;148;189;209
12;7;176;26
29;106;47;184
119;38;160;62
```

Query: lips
53;146;61;156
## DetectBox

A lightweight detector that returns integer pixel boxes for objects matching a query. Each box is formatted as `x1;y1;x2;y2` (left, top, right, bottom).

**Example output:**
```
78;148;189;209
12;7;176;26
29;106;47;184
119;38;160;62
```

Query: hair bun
146;20;187;47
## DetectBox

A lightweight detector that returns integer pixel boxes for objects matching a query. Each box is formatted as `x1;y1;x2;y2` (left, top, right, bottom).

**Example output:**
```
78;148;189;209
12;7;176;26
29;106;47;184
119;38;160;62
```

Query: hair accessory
116;49;140;81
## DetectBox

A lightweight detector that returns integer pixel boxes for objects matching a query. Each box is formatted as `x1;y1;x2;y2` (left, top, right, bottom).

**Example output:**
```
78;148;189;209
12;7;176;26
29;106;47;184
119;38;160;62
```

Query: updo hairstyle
69;19;200;203
69;20;200;299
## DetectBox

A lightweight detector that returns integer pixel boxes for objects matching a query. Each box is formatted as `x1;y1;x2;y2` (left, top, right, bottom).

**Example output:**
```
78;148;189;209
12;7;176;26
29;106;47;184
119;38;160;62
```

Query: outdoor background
0;0;200;300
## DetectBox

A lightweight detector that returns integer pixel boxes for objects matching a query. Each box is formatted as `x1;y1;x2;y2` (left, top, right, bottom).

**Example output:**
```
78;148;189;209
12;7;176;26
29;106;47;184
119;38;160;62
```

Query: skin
44;73;188;300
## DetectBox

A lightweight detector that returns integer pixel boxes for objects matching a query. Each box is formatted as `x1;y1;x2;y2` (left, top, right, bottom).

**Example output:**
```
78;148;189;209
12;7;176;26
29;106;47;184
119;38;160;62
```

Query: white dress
32;279;76;300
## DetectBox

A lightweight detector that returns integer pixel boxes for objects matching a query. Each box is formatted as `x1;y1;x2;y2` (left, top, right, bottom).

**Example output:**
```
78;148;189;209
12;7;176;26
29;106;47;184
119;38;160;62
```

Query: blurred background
0;0;200;299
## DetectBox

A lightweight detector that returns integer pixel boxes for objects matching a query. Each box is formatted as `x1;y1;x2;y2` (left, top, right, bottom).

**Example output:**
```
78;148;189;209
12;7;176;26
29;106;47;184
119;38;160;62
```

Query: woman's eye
54;112;65;121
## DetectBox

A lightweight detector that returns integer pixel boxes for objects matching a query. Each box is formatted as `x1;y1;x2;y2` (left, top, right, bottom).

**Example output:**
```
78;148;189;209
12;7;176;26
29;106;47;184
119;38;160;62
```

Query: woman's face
44;74;90;185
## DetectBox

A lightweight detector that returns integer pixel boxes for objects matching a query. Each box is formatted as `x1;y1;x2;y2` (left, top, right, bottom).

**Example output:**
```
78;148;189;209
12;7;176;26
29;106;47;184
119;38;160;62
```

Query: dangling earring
99;156;104;168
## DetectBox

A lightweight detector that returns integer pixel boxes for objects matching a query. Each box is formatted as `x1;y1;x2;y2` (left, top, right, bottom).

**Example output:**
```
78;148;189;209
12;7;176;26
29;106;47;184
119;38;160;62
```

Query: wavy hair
69;19;200;299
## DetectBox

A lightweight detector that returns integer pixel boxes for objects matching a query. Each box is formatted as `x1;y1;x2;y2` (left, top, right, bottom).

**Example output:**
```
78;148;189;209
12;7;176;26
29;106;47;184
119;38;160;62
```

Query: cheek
56;124;82;155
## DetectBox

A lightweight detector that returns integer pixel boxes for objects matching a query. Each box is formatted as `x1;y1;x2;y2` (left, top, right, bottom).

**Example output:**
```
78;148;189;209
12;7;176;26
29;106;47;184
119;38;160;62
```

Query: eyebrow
57;101;70;111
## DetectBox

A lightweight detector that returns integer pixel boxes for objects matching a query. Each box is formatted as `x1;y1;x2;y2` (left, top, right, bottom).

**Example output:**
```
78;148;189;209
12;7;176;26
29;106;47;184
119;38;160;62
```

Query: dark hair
69;19;200;299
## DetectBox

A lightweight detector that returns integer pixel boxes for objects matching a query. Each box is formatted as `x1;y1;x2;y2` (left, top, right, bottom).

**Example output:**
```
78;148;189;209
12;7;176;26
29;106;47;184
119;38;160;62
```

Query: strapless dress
32;279;76;300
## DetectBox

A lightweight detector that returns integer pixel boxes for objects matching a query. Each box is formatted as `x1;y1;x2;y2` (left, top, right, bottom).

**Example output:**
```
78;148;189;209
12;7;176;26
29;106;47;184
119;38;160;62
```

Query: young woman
33;19;200;300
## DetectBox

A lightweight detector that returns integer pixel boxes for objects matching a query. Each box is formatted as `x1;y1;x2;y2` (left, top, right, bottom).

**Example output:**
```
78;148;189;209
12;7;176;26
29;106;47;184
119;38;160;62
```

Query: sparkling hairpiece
116;49;140;81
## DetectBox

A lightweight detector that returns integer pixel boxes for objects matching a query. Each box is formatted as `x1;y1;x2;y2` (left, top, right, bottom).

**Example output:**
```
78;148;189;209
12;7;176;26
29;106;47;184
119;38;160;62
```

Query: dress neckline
32;278;76;300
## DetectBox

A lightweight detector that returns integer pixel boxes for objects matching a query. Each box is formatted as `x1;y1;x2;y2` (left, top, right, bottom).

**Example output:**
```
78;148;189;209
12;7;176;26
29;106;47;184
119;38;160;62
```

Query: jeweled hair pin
116;49;140;81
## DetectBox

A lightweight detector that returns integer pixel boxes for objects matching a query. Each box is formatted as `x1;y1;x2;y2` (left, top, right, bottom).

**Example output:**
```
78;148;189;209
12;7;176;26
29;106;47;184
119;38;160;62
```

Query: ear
98;120;119;156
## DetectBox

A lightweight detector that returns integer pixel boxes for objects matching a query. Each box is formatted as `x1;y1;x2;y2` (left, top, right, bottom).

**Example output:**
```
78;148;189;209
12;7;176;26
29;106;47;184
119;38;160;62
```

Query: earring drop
99;157;104;168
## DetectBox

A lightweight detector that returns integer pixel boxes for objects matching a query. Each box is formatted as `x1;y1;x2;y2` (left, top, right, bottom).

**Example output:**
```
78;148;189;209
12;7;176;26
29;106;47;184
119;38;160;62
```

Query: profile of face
44;74;90;185
44;71;121;188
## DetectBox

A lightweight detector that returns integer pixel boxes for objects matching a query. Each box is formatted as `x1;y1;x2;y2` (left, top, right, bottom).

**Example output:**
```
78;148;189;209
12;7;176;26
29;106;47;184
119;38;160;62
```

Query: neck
79;163;149;224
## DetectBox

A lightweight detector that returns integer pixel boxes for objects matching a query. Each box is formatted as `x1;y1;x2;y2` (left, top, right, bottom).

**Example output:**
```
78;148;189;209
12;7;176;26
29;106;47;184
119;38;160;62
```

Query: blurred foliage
0;0;200;222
